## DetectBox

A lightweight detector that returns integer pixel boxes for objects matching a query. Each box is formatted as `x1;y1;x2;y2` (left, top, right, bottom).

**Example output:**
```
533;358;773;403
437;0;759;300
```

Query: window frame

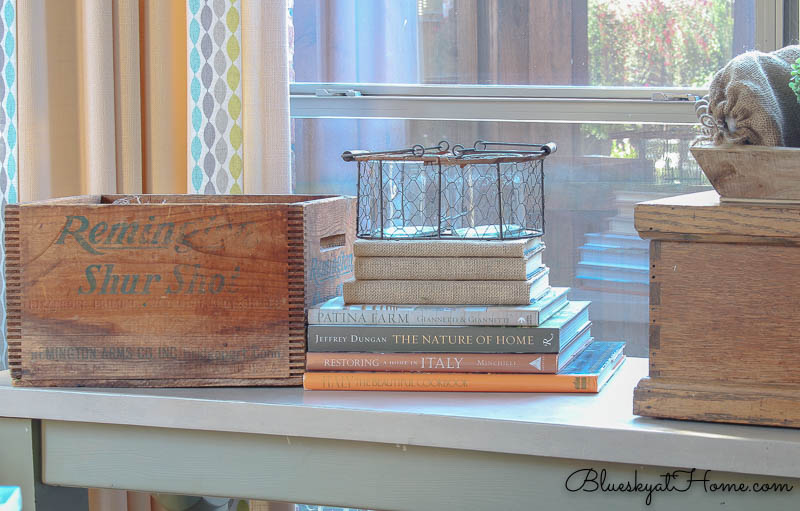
289;1;787;125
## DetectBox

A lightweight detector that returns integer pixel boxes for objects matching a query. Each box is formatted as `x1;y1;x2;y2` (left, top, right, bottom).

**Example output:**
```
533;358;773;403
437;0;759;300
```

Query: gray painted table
1;359;800;511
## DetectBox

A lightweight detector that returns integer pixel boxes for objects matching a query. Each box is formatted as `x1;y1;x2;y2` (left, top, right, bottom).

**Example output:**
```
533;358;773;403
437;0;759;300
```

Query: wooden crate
633;191;800;427
5;194;355;387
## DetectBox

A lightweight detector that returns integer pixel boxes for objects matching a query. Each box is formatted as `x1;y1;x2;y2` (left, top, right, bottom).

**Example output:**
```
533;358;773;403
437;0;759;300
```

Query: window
294;0;756;87
289;0;790;357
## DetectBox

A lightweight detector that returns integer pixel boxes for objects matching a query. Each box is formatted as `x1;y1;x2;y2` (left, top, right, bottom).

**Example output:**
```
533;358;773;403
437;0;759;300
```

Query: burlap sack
705;46;800;146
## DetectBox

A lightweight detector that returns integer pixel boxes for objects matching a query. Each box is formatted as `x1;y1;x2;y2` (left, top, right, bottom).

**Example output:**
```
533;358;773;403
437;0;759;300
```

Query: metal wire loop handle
453;141;558;158
342;140;451;161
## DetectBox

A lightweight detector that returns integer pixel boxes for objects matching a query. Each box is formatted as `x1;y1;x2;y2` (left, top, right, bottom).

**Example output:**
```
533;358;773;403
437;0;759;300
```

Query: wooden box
691;144;800;202
5;194;355;387
633;191;800;427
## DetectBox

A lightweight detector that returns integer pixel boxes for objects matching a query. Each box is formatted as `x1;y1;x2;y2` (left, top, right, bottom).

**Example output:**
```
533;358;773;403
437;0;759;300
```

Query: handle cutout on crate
320;233;346;250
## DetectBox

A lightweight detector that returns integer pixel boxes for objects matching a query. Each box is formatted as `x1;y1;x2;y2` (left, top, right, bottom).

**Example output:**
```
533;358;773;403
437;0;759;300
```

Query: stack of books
303;237;626;392
341;237;550;305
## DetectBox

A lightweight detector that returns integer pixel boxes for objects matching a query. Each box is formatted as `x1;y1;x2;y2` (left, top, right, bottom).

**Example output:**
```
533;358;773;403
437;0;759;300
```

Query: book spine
537;295;568;325
596;355;626;391
306;352;559;373
555;330;593;371
308;307;541;326
307;325;561;353
343;273;548;305
303;371;599;392
307;287;569;326
353;255;541;281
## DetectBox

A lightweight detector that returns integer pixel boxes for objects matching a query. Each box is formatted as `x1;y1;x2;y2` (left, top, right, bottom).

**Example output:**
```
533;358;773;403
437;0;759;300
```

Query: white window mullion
290;83;707;100
755;0;783;52
290;84;703;125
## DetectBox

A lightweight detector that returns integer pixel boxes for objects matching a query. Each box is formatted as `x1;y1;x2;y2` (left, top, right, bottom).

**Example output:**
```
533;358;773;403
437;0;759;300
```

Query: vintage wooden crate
633;191;800;427
5;194;355;387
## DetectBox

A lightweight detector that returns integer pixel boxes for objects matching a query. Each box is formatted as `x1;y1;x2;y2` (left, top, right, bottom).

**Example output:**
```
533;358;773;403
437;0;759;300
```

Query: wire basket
342;140;556;240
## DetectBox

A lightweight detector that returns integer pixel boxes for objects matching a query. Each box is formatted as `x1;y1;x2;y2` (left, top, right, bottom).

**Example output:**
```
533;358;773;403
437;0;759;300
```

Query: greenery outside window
289;0;794;356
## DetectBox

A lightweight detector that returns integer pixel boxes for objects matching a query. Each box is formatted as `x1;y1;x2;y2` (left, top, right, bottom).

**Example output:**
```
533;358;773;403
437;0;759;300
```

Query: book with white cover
308;286;570;326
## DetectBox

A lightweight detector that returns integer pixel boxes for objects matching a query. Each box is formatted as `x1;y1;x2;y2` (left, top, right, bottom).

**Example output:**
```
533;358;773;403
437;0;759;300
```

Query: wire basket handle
342;140;450;162
452;141;557;158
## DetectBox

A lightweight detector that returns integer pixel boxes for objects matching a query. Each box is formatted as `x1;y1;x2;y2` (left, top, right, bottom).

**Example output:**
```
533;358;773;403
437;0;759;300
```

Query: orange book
303;342;625;393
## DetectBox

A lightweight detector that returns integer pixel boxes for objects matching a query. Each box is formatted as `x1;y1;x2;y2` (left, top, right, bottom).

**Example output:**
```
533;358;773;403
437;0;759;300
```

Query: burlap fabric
342;275;548;305
706;46;800;146
354;256;539;281
353;238;541;258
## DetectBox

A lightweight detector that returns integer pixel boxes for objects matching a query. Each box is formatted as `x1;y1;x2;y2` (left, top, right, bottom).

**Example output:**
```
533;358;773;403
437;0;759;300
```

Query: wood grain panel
634;377;800;428
635;190;800;241
649;240;800;384
7;194;355;387
691;144;800;201
301;196;356;307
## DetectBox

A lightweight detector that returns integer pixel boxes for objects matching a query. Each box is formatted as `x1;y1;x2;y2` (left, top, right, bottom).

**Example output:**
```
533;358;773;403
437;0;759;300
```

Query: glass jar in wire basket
341;140;556;240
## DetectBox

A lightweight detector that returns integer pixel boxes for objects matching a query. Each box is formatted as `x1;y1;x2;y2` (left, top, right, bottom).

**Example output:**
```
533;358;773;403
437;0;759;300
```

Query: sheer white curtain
242;0;292;193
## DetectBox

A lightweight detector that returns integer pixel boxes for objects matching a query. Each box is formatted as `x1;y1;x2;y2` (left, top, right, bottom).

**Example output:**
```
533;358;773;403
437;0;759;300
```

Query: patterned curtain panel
2;0;292;368
0;0;16;371
188;0;244;194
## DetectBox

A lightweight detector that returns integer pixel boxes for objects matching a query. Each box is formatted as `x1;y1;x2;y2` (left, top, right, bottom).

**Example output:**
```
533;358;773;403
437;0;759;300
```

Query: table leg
0;418;88;511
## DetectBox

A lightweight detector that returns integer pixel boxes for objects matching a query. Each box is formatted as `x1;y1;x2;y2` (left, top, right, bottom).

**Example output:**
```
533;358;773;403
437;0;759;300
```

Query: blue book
560;341;626;392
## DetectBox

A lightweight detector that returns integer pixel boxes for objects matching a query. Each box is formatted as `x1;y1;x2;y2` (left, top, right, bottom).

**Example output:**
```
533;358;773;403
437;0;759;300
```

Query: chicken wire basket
342;140;556;240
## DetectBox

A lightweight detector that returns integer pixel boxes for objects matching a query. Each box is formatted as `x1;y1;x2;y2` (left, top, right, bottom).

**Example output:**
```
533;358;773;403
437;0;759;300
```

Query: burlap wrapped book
342;268;550;305
353;253;545;281
703;45;800;146
353;237;542;258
